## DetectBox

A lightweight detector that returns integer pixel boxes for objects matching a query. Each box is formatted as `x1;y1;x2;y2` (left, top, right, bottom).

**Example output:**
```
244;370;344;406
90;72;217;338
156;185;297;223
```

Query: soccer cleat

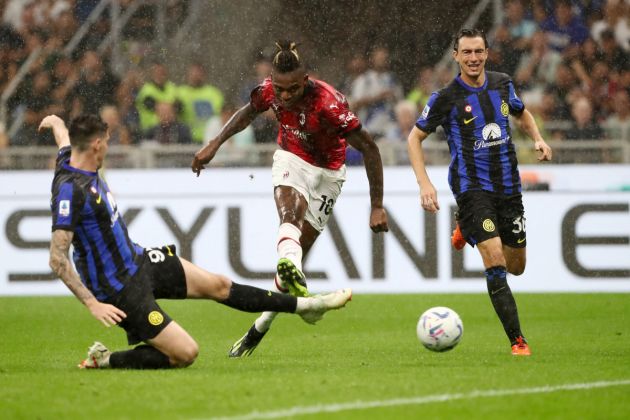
511;336;531;356
451;222;466;250
78;341;111;369
298;288;352;324
277;258;309;297
228;325;267;358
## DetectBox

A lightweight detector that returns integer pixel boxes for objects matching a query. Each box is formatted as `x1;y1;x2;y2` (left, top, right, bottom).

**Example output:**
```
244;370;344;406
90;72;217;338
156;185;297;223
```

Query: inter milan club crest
464;104;472;113
299;112;306;126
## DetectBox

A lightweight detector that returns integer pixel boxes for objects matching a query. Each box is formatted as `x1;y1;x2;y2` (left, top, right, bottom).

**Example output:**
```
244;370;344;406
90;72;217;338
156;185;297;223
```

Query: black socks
220;283;297;313
109;345;171;369
485;266;524;344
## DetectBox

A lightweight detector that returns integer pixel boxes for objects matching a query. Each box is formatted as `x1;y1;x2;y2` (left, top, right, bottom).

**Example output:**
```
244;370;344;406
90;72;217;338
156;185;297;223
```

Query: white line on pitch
207;379;630;420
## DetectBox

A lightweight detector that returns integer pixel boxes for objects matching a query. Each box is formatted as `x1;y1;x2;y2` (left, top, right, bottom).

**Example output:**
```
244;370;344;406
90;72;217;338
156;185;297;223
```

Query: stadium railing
1;139;628;170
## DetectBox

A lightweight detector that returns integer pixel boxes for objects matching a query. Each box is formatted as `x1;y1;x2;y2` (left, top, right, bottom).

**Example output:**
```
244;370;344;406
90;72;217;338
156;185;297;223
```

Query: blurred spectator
0;120;8;149
49;54;78;103
204;102;255;164
338;53;368;96
540;0;589;57
115;68;142;143
237;54;276;143
490;0;538;75
406;66;437;111
135;62;179;135
565;96;604;141
515;31;563;93
350;45;403;138
178;62;224;144
69;50;119;116
591;0;630;52
100;105;132;145
12;104;54;147
145;102;192;144
603;90;630;142
599;29;629;72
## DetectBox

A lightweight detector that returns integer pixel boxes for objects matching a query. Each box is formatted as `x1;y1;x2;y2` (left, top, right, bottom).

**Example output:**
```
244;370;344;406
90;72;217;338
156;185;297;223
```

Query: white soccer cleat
298;288;352;324
78;341;111;369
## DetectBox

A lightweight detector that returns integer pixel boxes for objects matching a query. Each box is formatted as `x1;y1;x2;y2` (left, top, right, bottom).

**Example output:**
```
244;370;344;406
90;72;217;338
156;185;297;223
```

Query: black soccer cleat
228;324;267;358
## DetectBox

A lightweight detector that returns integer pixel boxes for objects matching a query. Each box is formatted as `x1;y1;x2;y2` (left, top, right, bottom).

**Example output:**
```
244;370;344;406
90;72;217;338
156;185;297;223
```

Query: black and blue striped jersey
50;146;144;301
416;71;524;196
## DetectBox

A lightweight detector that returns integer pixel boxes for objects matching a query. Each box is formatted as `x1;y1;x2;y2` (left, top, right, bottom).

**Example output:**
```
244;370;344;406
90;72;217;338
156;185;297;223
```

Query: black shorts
106;244;187;345
455;190;526;248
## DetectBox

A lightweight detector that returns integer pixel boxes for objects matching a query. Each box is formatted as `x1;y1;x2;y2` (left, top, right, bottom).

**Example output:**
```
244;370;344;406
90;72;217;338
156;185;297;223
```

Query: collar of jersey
455;73;488;92
62;160;97;176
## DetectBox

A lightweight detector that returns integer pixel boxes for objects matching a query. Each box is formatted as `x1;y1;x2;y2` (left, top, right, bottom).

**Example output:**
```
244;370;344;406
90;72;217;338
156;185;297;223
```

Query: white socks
277;223;303;272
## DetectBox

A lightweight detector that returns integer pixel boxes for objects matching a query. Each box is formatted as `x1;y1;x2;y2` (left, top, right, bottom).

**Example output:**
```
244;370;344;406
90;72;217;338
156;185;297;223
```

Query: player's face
453;36;487;80
272;69;308;108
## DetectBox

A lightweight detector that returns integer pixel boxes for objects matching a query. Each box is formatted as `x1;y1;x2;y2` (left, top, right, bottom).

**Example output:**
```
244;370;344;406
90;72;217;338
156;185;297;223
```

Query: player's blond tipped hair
272;40;303;73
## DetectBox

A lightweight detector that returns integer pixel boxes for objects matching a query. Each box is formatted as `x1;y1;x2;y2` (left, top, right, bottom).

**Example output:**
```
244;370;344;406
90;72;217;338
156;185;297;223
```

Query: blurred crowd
1;0;629;166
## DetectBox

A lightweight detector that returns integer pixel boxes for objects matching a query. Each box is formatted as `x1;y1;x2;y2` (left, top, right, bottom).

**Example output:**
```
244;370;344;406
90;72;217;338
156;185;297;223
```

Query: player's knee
171;342;199;368
507;262;525;276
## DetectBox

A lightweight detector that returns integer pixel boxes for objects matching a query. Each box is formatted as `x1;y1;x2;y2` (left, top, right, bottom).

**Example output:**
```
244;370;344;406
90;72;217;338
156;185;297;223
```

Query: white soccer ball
416;306;464;352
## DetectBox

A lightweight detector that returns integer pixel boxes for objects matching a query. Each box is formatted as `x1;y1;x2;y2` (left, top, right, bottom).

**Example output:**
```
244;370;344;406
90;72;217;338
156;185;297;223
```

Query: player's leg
230;222;321;357
274;184;310;296
503;245;526;275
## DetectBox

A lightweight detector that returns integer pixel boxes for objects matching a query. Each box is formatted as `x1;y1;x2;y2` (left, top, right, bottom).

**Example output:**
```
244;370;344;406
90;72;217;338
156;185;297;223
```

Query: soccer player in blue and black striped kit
43;114;351;369
407;29;552;355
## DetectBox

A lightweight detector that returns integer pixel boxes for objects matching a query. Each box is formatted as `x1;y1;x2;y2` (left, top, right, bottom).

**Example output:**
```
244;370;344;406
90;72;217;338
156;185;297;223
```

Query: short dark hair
453;28;488;51
272;40;303;73
68;114;108;151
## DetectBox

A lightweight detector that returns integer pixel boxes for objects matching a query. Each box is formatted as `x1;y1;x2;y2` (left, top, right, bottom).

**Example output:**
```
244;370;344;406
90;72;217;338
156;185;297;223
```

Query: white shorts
271;149;346;232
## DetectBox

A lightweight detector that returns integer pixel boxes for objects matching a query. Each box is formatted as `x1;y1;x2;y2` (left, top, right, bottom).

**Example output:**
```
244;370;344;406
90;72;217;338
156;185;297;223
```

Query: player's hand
369;207;389;233
419;183;440;214
87;301;127;327
38;115;65;133
534;139;552;162
191;139;220;177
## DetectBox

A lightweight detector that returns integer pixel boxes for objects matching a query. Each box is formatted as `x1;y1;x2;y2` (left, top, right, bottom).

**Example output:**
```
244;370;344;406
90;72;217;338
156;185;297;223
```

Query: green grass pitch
1;293;629;419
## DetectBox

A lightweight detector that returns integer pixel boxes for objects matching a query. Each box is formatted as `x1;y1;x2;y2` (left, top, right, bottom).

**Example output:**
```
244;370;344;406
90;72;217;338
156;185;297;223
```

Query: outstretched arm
38;115;71;149
513;109;552;161
49;229;126;327
407;126;440;213
191;103;260;176
345;128;389;233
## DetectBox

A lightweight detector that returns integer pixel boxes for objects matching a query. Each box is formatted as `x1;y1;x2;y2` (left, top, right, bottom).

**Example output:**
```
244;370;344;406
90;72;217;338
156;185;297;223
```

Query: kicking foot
298;288;352;324
78;341;111;368
277;258;309;297
228;325;267;358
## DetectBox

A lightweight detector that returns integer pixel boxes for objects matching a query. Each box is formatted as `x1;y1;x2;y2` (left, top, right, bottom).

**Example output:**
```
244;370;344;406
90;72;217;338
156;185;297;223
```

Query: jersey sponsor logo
421;105;430;119
501;101;509;117
482;219;496;232
148;311;164;326
475;123;508;150
59;200;70;217
281;124;308;141
464;116;477;125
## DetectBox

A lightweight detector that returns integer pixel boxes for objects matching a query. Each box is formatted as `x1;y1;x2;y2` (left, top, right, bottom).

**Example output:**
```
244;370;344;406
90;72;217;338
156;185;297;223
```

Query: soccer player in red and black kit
43;114;351;370
192;41;389;357
407;29;552;355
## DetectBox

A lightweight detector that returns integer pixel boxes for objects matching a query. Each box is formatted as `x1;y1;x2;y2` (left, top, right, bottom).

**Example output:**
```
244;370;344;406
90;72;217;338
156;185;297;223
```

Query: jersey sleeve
249;79;272;112
55;146;71;168
321;95;361;136
507;80;525;116
415;91;447;133
51;181;85;232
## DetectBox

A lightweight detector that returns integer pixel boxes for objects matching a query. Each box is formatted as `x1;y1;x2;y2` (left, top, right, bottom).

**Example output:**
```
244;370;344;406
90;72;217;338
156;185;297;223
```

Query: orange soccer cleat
451;223;466;250
511;336;531;356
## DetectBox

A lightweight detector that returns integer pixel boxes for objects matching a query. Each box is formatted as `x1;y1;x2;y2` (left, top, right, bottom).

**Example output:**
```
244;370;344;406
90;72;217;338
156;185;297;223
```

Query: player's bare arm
38;115;71;149
191;103;260;176
49;229;126;327
345;128;389;232
513;109;552;162
407;126;439;213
